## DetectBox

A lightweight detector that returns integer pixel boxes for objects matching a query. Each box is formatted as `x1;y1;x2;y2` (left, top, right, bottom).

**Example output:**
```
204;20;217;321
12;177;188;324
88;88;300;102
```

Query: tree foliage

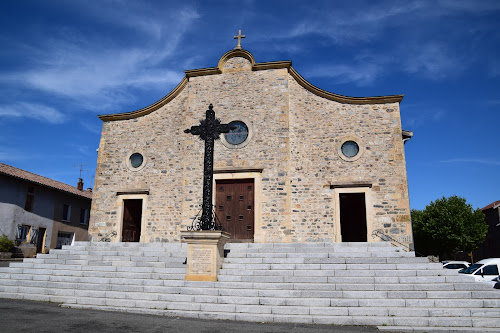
412;195;487;258
0;235;14;253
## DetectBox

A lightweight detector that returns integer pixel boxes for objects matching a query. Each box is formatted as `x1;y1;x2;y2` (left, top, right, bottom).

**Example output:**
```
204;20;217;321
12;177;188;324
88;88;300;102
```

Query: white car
442;261;470;270
459;258;500;283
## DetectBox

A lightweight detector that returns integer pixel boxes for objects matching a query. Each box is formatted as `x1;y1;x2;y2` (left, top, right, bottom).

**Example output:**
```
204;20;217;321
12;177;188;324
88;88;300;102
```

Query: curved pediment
99;49;403;121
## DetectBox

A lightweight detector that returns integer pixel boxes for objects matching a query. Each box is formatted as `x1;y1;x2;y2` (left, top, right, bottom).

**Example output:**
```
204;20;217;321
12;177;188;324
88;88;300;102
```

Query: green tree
411;195;487;259
0;234;14;252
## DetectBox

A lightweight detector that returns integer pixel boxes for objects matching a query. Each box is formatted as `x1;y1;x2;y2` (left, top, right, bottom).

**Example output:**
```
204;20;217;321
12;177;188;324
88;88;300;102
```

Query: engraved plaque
191;247;213;275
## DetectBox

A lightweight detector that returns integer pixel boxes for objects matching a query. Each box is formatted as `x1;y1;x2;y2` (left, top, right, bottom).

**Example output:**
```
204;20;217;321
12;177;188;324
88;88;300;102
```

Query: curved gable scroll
288;67;404;105
99;49;403;122
98;77;188;122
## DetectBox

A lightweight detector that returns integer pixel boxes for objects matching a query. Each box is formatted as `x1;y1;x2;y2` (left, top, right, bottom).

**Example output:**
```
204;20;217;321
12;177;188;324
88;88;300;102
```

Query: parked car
459;258;500;283
493;276;500;289
442;261;470;270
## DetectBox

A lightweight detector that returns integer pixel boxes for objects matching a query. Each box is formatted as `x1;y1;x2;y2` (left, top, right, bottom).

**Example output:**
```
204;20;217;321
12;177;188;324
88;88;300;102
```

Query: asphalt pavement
0;298;392;333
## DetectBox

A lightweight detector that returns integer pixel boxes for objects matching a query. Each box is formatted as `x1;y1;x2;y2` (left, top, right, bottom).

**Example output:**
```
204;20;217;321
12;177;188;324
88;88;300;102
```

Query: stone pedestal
180;230;230;281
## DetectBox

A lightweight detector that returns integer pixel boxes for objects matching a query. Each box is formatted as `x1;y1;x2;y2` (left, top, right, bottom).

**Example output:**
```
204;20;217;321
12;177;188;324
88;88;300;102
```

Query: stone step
220;267;462;278
214;274;478;285
378;326;500;332
225;251;414;258
17;259;185;268
69;242;187;249
220;262;442;270
226;265;441;275
0;270;491;293
1;241;498;331
2;284;498;312
218;270;476;283
0;276;493;297
31;257;185;265
59;303;500;329
0;281;498;306
226;246;408;253
223;257;431;264
225;242;395;249
4;265;186;275
0;270;185;280
47;251;186;258
60;298;500;318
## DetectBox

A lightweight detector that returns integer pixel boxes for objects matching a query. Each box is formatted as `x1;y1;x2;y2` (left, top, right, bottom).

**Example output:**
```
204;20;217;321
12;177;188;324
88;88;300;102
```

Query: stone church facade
89;47;413;247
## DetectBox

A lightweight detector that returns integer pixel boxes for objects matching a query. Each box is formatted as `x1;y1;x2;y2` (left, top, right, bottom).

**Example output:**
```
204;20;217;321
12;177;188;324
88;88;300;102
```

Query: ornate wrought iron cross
184;104;232;230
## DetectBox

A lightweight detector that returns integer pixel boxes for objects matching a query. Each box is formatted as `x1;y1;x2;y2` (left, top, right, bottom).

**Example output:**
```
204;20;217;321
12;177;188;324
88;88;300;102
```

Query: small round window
129;153;144;168
341;141;359;158
337;136;364;162
225;121;249;145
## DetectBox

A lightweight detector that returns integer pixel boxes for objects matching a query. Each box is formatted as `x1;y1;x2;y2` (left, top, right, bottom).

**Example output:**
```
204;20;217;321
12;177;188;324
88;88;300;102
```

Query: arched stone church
89;38;413;247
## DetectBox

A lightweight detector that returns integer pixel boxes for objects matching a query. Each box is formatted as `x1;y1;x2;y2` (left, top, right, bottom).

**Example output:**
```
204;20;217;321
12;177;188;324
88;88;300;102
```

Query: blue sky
0;0;499;210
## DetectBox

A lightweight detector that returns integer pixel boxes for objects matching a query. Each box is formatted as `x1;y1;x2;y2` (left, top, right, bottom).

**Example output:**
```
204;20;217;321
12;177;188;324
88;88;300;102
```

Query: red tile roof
0;163;92;199
481;200;500;211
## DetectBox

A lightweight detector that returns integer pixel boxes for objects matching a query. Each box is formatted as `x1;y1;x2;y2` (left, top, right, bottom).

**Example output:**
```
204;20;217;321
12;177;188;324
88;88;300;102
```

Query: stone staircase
0;241;499;332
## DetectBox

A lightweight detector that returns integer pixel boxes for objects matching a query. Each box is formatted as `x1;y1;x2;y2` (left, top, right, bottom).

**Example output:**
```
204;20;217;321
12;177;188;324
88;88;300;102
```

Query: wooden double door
216;179;254;241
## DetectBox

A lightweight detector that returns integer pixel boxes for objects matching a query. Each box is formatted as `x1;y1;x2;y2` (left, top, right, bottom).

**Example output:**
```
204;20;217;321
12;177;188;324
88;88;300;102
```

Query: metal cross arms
184;104;233;230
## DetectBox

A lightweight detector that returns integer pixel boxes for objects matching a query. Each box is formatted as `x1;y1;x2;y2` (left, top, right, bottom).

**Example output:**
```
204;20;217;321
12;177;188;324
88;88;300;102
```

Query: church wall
288;77;412;245
89;90;189;243
90;57;295;243
89;54;412;246
181;58;293;243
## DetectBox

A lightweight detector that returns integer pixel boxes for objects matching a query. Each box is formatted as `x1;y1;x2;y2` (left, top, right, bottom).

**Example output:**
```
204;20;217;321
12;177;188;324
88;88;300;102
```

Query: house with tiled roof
477;200;500;260
0;163;92;256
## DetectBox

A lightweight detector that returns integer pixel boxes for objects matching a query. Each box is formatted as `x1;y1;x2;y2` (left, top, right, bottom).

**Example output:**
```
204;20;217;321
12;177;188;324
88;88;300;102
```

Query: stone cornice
98;49;403;122
329;183;373;189
116;189;150;196
185;68;221;78
214;168;264;174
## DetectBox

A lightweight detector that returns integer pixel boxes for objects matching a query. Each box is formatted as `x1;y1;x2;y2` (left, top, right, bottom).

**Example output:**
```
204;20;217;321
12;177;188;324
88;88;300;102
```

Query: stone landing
0;242;499;332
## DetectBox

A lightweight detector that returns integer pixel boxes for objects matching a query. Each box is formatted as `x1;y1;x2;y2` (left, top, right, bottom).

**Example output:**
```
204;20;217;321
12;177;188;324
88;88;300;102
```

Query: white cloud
0;3;199;113
489;61;500;77
80;120;102;135
281;0;499;82
432;109;446;121
402;43;463;80
66;144;91;156
439;158;500;166
0;149;31;162
78;1;200;42
0;102;65;124
401;105;447;128
437;0;500;13
16;53;184;111
305;63;384;86
286;1;423;44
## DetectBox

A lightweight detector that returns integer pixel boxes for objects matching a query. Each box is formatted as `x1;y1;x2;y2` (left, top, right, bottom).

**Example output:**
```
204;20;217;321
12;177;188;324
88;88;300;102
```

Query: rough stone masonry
89;47;413;247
